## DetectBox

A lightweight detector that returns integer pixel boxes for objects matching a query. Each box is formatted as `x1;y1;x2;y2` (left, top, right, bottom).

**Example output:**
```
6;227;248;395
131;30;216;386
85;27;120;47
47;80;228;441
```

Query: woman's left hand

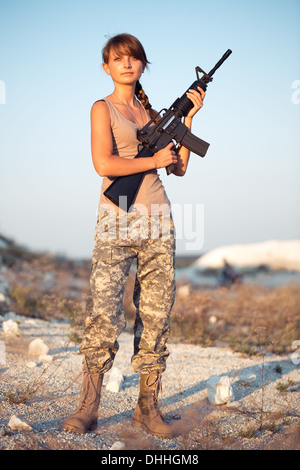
185;86;205;119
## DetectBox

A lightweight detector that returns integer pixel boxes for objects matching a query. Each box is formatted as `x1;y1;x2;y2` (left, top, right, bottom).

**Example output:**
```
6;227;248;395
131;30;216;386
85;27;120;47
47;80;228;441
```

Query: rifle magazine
181;130;210;157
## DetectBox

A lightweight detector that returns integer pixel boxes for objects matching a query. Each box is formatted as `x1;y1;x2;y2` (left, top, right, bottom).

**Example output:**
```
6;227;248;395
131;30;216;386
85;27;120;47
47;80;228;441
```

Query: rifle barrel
208;49;232;78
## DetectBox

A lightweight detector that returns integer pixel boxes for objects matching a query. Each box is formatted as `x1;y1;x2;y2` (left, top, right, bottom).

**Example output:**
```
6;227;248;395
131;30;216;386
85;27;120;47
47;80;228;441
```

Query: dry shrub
4;248;300;356
171;282;300;355
263;422;300;450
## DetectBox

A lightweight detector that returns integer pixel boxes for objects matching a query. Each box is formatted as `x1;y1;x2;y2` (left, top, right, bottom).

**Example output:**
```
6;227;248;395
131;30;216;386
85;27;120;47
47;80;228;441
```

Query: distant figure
219;259;243;287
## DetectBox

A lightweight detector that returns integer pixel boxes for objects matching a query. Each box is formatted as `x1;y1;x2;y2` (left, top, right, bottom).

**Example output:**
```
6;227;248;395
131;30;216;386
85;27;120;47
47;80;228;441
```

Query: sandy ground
0;313;299;451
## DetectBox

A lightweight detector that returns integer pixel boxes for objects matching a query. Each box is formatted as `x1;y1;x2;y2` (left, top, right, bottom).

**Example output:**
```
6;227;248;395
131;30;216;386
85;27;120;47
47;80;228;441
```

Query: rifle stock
103;147;153;210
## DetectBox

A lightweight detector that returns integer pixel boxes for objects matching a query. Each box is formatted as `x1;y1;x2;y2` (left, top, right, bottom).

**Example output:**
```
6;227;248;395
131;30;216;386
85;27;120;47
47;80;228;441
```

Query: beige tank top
98;98;171;216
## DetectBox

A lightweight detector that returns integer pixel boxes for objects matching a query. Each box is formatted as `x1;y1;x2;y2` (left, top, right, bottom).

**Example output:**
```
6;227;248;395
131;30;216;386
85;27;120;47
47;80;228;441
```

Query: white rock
177;284;191;299
2;319;20;337
106;367;124;393
0;292;7;302
207;375;234;405
239;372;257;386
28;338;49;356
0;340;6;365
209;315;218;324
110;441;126;450
25;361;37;368
39;354;53;362
8;415;32;431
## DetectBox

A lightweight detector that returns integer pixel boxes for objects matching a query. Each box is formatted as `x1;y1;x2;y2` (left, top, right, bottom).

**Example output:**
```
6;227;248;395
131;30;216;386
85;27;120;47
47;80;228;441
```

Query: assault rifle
104;49;232;211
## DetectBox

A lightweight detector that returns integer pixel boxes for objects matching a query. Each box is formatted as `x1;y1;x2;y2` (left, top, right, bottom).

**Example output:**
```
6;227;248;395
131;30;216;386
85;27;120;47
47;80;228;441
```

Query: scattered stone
209;315;218;324
39;354;53;362
177;284;191;299
207;375;234;405
2;319;20;337
110;440;126;450
25;361;37;368
28;338;49;356
8;415;32;431
106;367;124;393
239;372;257;386
0;340;6;365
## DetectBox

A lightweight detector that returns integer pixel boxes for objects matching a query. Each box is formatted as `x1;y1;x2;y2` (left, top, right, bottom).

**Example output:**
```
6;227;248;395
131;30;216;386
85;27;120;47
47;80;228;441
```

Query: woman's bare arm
91;101;177;177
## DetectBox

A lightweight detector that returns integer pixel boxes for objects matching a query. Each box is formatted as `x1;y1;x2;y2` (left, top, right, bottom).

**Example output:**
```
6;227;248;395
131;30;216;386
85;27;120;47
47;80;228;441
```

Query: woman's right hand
152;142;178;169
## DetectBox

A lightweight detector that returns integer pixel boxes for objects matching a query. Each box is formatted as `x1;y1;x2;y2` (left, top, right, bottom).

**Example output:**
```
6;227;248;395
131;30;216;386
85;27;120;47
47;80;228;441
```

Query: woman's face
103;49;145;85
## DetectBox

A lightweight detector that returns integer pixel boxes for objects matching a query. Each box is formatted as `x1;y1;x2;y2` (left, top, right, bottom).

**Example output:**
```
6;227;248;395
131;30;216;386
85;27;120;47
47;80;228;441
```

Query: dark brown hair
102;33;156;119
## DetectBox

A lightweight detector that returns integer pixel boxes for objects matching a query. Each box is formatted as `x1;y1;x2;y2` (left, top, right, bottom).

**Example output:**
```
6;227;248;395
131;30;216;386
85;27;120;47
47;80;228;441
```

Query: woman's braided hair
102;33;157;120
135;80;157;120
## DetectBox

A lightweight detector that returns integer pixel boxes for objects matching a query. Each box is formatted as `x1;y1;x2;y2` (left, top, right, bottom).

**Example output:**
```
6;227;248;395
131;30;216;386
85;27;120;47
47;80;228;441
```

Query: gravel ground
0;313;299;450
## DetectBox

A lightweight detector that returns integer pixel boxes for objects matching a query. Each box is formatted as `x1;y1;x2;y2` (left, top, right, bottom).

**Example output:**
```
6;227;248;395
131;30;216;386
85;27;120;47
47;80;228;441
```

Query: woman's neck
112;84;136;107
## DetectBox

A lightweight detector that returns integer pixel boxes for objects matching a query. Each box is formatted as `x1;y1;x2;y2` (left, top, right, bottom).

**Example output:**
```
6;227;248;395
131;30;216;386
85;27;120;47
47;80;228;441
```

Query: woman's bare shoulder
90;99;111;124
91;99;109;112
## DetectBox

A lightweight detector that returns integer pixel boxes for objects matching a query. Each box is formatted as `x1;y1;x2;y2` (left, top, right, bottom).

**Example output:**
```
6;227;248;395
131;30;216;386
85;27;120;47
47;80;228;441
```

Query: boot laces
146;371;165;419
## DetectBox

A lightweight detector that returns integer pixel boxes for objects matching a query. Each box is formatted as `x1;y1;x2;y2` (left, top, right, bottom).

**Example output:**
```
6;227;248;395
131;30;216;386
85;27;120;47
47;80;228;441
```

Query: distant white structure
193;240;300;272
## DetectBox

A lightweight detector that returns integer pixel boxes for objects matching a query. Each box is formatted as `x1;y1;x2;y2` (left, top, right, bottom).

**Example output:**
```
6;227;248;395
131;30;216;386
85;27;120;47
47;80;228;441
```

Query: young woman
62;33;205;438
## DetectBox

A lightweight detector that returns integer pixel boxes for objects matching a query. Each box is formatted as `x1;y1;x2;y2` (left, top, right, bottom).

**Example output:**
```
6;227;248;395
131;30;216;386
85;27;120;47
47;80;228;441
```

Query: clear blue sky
1;0;299;258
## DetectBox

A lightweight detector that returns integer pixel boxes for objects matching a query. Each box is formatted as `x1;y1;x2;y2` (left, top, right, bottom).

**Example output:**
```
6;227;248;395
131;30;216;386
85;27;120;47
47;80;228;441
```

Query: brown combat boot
62;371;103;434
131;371;175;439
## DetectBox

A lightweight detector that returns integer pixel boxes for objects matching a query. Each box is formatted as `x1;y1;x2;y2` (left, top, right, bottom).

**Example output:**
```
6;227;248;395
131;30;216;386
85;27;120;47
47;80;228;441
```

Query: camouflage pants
80;210;176;374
